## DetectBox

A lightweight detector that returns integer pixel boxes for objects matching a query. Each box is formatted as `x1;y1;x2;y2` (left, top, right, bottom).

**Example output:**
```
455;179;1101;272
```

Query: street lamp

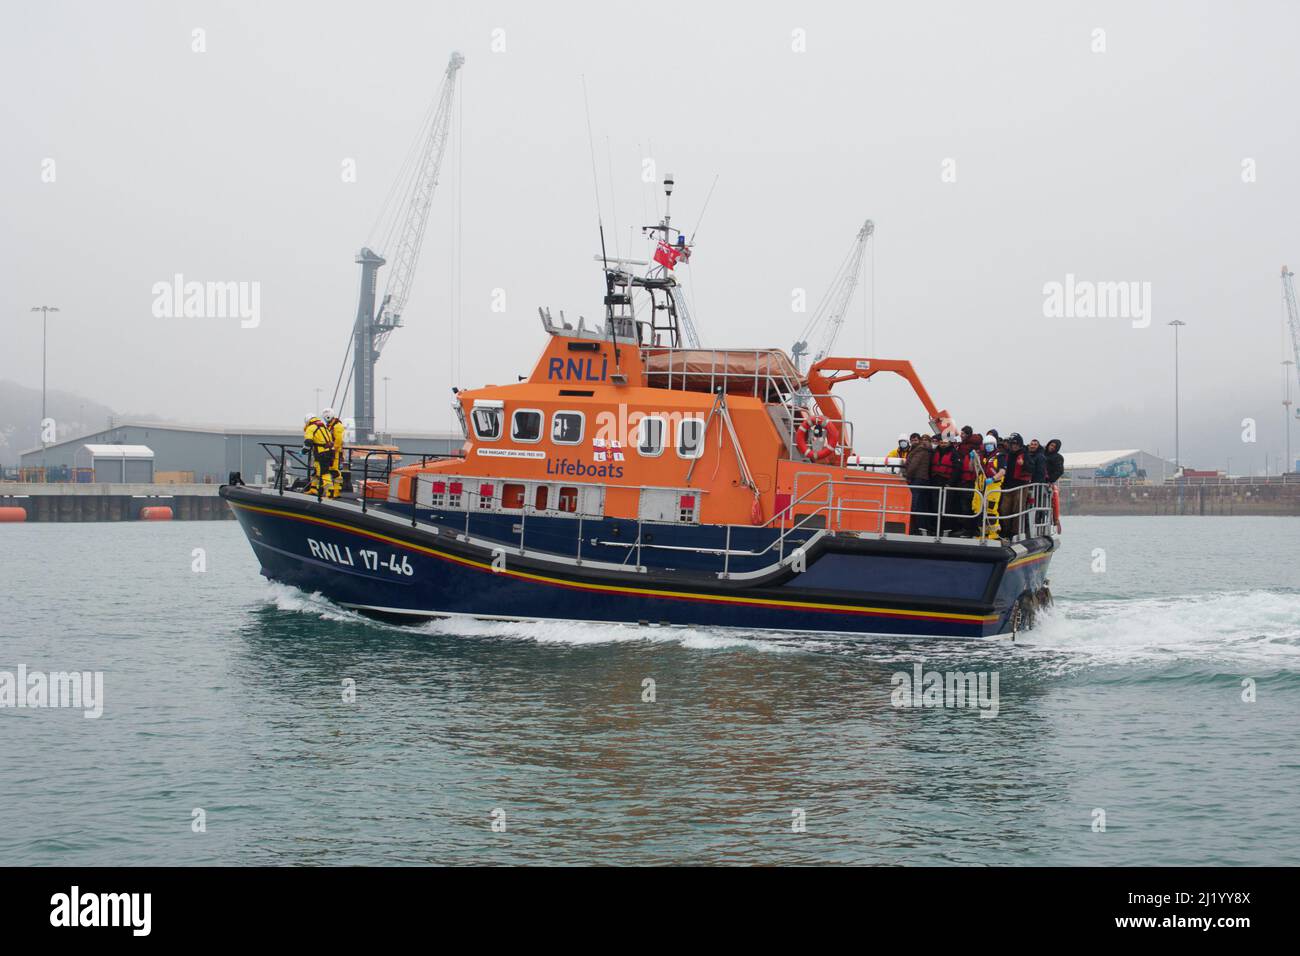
30;306;60;439
31;305;60;476
1168;319;1186;470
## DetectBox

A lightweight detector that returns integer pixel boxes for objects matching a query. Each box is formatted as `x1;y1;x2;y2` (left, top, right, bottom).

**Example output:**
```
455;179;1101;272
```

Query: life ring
795;412;840;462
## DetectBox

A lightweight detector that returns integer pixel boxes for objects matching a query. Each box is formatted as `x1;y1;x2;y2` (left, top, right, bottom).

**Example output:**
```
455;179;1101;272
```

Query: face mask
984;443;996;453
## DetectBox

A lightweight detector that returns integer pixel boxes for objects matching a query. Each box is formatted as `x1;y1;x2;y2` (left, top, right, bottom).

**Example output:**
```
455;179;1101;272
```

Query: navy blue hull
222;486;1055;639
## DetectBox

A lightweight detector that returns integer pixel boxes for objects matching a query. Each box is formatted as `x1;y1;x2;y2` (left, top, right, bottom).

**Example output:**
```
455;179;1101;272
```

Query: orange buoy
139;506;174;521
0;506;27;522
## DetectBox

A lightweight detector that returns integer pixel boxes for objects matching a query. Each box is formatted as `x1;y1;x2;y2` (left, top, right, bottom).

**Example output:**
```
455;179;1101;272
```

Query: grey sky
3;0;1299;473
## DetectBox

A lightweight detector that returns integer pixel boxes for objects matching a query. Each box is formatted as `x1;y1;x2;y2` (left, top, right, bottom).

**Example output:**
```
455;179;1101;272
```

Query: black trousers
944;480;976;534
910;482;938;534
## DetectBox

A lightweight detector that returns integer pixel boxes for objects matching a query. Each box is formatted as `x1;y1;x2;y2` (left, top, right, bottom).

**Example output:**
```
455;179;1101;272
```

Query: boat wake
256;582;1300;672
1023;589;1300;671
411;615;803;653
256;581;802;652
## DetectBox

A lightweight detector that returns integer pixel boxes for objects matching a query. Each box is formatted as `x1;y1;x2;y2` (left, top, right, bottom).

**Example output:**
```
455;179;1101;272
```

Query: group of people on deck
891;429;1064;540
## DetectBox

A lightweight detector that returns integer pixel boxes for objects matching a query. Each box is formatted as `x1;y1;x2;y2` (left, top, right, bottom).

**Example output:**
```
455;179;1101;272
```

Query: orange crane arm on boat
805;357;954;444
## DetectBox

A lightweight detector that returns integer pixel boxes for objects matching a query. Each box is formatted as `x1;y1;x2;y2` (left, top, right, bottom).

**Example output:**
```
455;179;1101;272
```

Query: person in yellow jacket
322;407;345;499
970;436;1006;540
303;413;332;497
885;432;910;461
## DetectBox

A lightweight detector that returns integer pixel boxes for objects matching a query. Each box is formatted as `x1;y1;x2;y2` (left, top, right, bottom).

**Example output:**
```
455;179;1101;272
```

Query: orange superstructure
391;317;951;536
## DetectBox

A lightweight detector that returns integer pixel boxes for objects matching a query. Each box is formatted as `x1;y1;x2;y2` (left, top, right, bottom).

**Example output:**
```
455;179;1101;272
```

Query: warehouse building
1060;449;1177;484
75;444;155;483
19;421;463;484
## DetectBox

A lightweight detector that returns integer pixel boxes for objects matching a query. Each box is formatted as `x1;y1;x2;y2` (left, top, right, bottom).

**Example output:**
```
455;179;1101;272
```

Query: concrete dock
1061;479;1300;516
0;483;234;521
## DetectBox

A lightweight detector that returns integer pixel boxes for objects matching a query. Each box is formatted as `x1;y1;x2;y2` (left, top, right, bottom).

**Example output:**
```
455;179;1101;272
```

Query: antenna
688;174;719;244
581;75;621;373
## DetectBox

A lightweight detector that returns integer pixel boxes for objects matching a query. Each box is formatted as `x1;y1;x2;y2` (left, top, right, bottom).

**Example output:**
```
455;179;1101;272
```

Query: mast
601;172;701;349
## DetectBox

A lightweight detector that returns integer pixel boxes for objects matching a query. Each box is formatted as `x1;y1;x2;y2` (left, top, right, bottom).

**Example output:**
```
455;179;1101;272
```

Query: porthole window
637;416;666;457
552;411;584;445
511;409;543;443
677;417;704;459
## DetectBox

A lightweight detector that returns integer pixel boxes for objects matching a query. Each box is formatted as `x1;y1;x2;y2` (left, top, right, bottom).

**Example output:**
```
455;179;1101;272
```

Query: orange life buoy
1051;483;1062;531
794;412;840;463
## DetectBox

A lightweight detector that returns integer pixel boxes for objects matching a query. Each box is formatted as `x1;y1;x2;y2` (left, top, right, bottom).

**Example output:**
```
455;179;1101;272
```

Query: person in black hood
1044;439;1064;483
1026;439;1048;484
1024;438;1049;532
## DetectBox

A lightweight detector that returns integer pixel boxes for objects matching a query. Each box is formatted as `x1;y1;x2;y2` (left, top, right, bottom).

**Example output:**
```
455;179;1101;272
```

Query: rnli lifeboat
222;198;1057;639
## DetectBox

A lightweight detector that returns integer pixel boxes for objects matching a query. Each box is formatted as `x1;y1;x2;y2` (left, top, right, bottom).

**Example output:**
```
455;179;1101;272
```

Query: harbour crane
791;219;874;374
1284;265;1300;419
337;51;464;441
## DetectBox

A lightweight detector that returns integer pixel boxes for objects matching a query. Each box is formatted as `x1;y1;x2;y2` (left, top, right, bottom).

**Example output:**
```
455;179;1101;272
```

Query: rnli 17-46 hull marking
228;497;1052;638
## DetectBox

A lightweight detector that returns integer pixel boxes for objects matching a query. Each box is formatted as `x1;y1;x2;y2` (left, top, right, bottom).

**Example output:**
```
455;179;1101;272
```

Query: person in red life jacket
929;433;959;534
1001;433;1033;536
903;434;935;535
950;429;982;536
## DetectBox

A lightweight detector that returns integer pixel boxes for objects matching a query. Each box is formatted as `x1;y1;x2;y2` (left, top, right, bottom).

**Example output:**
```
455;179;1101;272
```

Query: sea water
1;516;1297;865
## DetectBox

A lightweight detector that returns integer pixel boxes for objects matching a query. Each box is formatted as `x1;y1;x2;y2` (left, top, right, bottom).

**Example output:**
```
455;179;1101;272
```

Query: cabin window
677;417;705;459
534;486;549;511
557;486;579;513
477;483;495;510
637;416;666;457
502;483;526;510
552;411;584;445
511;409;543;443
472;407;502;441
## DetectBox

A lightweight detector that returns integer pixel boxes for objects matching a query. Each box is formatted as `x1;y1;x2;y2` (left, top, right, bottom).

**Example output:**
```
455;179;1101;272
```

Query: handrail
257;442;459;496
640;346;804;401
769;474;1055;545
253;439;1053;575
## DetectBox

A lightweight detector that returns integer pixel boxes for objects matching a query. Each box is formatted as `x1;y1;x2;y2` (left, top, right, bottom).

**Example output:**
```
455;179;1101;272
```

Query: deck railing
640;347;804;402
252;444;1055;577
